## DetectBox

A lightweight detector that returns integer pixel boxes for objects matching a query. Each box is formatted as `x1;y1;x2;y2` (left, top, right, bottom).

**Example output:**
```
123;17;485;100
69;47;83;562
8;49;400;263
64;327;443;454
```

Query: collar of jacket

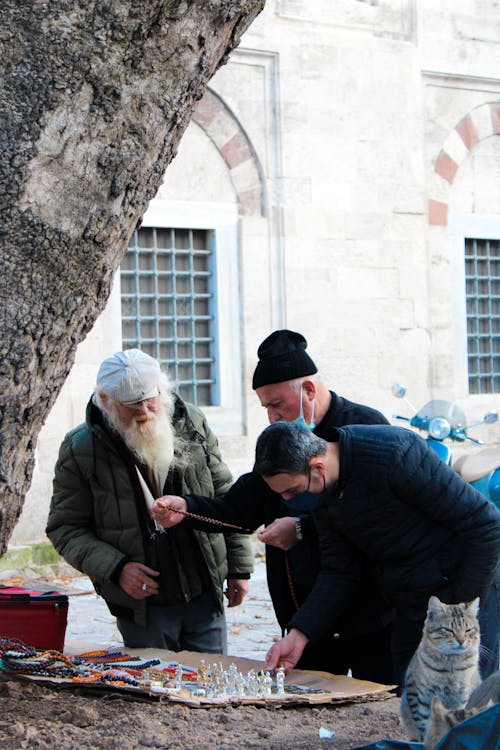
320;426;349;497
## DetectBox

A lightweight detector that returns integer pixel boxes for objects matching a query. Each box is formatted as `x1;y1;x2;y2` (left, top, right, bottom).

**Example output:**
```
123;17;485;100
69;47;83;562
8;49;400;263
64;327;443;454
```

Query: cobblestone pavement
61;555;280;660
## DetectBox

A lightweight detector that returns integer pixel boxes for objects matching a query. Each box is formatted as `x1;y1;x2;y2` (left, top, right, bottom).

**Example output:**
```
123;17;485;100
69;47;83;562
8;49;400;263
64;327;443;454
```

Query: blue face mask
293;388;316;431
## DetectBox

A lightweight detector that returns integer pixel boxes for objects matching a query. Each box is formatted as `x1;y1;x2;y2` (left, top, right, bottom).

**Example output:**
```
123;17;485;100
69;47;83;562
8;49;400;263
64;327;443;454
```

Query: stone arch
428;101;500;225
192;87;267;217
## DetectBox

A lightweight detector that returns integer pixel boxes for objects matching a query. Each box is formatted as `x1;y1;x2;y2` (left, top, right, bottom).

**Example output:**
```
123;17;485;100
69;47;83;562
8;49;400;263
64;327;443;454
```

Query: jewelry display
0;637;333;705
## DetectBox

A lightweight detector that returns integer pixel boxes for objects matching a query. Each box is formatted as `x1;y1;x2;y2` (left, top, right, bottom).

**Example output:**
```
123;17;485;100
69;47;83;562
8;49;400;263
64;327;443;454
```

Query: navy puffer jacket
289;424;500;643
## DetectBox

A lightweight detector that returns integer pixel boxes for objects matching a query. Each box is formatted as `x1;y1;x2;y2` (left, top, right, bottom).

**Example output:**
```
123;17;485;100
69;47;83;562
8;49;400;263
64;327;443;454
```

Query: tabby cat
423;695;493;750
400;596;481;741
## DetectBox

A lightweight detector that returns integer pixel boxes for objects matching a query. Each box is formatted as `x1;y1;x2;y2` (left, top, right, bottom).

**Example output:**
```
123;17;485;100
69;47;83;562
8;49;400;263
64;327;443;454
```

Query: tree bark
0;0;264;555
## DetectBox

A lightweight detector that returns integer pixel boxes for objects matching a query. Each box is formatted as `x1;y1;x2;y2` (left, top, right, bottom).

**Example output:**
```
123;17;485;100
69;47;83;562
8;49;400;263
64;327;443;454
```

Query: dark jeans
117;591;227;654
296;623;394;685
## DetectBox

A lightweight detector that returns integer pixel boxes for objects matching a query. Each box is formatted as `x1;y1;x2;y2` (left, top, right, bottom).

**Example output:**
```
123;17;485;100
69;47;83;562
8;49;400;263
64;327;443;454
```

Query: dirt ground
0;675;408;750
0;566;410;749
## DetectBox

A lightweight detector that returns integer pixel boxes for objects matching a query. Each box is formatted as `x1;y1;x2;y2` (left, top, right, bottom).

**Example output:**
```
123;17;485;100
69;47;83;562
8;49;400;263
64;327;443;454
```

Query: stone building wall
11;0;500;545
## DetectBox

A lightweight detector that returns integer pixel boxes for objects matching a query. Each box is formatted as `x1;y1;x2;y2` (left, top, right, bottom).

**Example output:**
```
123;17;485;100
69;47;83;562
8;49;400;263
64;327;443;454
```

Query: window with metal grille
120;226;219;406
465;237;500;394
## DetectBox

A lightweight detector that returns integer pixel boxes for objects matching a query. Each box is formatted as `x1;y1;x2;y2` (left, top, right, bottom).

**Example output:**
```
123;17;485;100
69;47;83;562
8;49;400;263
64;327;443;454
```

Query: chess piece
262;670;273;697
174;664;183;690
246;669;258;696
198;660;208;686
276;666;286;696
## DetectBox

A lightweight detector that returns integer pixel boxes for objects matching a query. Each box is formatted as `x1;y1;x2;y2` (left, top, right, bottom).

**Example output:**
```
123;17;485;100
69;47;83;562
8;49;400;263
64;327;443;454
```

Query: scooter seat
453;447;500;482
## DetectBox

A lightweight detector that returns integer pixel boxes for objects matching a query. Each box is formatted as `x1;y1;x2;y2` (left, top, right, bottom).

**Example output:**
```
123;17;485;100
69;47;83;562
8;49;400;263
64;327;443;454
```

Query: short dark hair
253;421;327;476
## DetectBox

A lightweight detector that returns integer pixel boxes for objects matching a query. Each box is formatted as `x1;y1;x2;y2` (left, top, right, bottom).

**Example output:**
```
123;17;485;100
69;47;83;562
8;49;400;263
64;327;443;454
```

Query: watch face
294;518;303;539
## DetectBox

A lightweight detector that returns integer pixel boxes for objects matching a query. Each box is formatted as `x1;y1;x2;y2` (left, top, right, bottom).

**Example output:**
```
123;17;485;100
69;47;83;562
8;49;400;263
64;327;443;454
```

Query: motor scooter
391;384;500;509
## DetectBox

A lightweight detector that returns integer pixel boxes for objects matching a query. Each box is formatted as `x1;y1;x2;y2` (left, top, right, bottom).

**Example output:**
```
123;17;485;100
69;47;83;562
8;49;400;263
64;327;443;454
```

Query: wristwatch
294;516;303;541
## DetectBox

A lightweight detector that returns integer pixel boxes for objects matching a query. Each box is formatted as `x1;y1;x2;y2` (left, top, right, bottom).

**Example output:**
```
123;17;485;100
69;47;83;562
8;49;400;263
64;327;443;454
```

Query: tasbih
0;636;34;657
77;649;142;664
2;648;76;676
161;504;254;534
0;638;161;684
162;506;302;612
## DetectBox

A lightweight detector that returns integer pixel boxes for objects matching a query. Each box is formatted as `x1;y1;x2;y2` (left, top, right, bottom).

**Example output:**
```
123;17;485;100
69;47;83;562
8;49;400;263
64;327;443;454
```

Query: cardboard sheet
18;641;395;707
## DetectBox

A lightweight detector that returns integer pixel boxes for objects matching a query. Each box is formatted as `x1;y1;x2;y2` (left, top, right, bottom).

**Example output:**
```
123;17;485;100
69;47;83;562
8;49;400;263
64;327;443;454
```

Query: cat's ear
427;595;443;613
465;597;480;615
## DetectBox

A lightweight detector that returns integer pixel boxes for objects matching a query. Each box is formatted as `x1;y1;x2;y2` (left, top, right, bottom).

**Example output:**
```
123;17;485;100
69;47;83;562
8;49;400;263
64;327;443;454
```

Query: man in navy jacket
252;422;500;686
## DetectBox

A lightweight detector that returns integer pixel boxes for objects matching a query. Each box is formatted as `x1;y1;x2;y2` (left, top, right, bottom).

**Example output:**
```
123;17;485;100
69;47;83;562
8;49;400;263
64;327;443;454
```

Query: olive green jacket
46;395;253;627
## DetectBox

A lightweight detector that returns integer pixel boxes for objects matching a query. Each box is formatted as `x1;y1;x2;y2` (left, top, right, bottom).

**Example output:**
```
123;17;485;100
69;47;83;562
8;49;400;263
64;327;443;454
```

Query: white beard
101;394;175;483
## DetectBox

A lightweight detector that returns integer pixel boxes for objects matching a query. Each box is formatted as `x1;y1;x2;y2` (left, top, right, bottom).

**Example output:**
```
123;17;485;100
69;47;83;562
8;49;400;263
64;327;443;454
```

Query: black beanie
252;330;318;389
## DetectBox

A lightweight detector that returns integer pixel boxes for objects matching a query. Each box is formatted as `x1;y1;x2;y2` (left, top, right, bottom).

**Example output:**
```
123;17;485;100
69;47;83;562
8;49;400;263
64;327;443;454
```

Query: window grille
120;226;219;406
465;237;500;394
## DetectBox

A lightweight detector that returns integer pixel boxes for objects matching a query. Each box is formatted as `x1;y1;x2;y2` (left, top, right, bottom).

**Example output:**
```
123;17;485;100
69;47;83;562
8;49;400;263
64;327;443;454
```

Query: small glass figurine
148;668;164;691
198;660;208;686
235;671;246;697
173;664;183;690
276;665;286;695
262;670;273;697
226;663;238;695
246;669;258;697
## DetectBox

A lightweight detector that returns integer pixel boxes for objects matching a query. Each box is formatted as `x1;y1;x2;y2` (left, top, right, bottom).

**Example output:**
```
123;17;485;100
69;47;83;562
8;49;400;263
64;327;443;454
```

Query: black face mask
284;472;329;512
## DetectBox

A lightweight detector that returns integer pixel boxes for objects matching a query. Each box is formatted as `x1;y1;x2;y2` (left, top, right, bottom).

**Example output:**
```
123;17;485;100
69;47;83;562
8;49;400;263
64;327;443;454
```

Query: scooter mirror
483;411;499;425
392;383;406;399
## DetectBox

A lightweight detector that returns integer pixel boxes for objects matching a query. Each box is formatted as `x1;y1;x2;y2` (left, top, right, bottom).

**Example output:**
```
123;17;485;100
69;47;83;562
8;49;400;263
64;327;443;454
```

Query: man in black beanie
251;329;394;680
153;330;395;684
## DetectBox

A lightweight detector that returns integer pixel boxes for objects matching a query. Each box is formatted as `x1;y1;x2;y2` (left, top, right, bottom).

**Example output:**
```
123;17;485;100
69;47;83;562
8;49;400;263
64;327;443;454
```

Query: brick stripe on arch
192;88;266;217
428;102;500;226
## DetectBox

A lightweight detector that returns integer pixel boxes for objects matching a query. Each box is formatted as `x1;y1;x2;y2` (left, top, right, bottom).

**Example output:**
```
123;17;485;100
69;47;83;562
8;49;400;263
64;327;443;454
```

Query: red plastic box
0;586;68;651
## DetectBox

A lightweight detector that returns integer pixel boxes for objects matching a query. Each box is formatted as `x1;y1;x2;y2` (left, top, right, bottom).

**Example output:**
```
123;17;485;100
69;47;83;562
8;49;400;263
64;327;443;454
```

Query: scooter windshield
416;400;467;429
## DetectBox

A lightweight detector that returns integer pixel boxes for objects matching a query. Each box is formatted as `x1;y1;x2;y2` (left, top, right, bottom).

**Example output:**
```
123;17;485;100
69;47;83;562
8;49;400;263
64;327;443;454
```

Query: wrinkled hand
224;578;249;608
264;629;309;673
258;517;299;551
152;495;187;527
119;562;160;600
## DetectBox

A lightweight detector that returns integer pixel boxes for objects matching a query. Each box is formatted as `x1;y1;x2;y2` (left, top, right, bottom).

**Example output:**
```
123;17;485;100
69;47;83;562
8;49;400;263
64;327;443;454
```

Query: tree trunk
0;0;264;555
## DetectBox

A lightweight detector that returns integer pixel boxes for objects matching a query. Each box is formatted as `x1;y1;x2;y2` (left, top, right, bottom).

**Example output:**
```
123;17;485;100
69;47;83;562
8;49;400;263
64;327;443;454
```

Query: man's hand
258;517;299;551
224;578;249;608
119;562;160;599
152;495;187;527
264;628;309;673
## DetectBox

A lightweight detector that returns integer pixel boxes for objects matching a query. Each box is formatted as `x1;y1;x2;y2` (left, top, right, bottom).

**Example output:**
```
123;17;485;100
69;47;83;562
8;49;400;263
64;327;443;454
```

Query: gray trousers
117;591;228;654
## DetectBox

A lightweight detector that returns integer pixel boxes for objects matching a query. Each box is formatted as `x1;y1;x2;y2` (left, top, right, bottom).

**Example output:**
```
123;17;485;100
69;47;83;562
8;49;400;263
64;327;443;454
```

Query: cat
466;669;500;708
400;595;482;741
423;695;494;750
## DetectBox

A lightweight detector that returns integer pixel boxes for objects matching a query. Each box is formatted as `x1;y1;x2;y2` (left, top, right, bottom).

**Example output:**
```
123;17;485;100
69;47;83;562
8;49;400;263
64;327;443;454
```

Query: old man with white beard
47;349;253;653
